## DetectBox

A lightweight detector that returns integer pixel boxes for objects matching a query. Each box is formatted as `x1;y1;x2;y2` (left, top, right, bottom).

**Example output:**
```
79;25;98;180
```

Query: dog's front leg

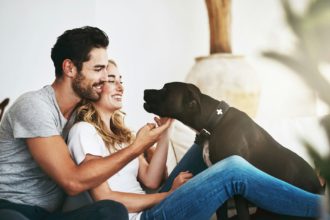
234;196;250;220
216;201;228;220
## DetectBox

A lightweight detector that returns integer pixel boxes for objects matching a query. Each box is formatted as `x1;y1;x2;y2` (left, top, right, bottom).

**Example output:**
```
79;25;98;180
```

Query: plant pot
185;53;261;118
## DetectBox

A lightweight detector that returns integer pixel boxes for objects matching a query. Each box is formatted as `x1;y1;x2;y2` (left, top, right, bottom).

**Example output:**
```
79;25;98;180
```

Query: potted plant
264;0;330;216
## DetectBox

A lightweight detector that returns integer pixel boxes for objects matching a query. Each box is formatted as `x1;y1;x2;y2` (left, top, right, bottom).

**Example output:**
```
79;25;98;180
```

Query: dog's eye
188;100;197;109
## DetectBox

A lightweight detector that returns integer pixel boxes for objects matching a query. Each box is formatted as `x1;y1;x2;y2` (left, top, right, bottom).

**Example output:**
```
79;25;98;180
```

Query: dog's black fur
143;82;322;220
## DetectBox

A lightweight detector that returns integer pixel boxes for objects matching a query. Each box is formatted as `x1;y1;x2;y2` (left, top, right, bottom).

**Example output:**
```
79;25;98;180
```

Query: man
0;26;171;220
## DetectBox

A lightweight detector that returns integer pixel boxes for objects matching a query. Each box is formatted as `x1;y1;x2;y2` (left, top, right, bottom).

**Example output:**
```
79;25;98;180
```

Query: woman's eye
108;80;115;84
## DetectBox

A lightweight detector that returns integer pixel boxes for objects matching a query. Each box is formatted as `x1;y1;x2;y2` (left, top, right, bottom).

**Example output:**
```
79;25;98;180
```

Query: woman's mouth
112;94;122;101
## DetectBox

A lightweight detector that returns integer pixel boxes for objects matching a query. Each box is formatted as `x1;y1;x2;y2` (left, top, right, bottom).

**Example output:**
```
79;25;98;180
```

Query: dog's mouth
143;101;161;115
143;102;153;112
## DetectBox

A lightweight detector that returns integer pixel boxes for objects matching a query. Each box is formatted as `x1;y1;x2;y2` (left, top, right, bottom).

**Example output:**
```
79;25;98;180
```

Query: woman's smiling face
95;62;124;113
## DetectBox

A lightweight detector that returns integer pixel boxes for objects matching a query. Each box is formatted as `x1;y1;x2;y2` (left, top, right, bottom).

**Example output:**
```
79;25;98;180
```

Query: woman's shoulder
72;121;96;129
69;121;98;136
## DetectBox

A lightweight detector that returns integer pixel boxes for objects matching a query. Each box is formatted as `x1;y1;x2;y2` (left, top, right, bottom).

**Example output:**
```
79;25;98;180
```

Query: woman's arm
90;181;169;213
83;154;171;213
137;118;172;189
84;153;192;213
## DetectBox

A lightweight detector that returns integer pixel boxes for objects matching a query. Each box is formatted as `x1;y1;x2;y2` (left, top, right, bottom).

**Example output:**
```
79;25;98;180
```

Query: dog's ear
186;84;201;113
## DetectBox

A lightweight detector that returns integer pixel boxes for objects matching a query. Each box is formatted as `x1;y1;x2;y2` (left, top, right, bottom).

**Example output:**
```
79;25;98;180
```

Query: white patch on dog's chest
202;140;213;167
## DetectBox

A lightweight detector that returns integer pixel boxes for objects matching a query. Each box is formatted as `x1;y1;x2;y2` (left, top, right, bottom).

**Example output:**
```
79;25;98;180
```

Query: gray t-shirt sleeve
10;95;60;138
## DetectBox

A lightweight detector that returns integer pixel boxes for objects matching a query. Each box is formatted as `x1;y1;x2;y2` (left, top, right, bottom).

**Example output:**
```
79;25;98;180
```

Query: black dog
144;82;322;220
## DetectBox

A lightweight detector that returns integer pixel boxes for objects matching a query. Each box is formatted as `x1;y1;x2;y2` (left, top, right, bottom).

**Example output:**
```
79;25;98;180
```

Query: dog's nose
143;89;150;101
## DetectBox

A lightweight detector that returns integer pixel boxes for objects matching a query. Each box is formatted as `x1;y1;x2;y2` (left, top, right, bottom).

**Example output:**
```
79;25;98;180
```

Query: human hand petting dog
170;171;193;192
154;117;173;140
133;118;172;153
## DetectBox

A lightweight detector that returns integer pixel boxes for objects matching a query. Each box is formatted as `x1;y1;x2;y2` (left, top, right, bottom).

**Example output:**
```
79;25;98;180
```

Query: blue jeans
0;199;129;220
141;144;321;220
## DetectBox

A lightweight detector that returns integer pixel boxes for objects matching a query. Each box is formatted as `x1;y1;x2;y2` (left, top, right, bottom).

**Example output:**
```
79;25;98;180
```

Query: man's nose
101;68;108;82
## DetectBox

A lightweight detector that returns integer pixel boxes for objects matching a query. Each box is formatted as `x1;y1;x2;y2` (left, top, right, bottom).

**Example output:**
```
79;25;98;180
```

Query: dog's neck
193;94;229;134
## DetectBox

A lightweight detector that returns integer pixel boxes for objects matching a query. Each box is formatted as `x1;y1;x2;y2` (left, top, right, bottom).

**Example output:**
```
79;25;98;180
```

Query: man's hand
133;118;172;153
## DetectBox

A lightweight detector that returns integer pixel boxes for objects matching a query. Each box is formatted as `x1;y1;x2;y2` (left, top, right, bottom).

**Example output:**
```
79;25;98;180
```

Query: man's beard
72;73;101;101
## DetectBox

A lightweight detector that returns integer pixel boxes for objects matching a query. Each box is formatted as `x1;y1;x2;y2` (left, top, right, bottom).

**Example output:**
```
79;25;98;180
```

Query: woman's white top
67;121;145;220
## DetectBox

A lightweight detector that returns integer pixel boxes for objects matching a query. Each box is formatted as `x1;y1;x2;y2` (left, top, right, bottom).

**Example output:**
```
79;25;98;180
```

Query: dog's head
143;82;201;125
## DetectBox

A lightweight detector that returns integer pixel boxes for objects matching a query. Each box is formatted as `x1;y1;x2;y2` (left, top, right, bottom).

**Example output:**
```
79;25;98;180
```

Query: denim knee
210;155;254;193
213;155;251;175
93;200;128;220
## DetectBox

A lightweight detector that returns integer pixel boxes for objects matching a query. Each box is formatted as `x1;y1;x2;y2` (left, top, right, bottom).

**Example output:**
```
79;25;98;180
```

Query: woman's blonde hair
75;100;134;153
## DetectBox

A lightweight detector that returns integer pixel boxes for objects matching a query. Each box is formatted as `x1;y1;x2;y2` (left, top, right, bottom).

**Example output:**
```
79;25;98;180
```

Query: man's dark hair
51;26;109;78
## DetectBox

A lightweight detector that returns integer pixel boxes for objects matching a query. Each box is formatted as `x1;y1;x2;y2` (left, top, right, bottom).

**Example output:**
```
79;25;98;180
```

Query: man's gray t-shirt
0;85;68;212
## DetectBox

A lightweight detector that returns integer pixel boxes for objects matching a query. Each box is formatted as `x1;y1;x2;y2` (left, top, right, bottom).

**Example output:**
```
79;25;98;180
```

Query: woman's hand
136;117;173;189
154;117;173;141
154;117;173;133
170;171;193;192
154;117;172;127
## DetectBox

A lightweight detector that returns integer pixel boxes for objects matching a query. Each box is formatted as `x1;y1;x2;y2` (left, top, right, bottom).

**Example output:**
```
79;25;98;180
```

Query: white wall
0;1;328;137
94;0;209;129
0;0;209;131
0;0;97;100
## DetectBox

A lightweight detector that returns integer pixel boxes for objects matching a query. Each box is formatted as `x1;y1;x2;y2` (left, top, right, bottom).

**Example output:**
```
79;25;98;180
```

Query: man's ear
62;59;76;78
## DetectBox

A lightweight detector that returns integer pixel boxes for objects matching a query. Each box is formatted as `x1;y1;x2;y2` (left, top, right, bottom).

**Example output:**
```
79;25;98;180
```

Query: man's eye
108;80;115;83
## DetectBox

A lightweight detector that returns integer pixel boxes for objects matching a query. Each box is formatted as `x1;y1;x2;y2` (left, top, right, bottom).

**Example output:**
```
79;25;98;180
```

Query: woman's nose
116;81;123;91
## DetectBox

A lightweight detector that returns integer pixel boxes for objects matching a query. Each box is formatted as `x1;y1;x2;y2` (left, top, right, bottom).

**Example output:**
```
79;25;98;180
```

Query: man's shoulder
17;85;53;103
2;86;63;139
11;86;54;111
4;85;57;125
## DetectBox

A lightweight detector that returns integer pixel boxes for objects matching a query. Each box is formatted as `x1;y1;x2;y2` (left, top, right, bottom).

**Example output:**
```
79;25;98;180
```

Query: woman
67;60;321;220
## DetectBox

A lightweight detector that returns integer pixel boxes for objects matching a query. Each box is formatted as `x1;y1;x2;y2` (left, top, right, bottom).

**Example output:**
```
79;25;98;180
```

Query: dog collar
199;101;229;138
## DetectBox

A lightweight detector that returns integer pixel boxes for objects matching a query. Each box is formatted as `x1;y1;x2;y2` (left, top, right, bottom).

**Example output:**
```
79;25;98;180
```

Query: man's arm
27;136;140;196
27;120;171;196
